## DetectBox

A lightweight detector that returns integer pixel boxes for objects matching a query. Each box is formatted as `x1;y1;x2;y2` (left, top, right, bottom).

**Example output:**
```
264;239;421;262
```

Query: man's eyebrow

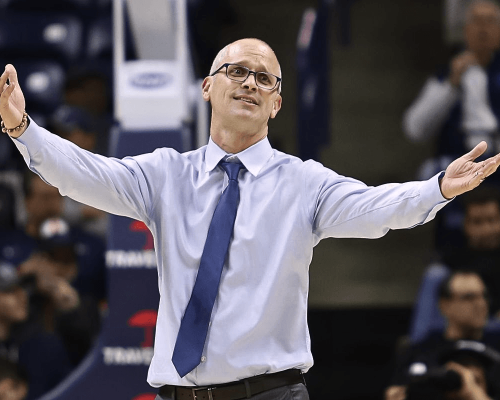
231;61;272;73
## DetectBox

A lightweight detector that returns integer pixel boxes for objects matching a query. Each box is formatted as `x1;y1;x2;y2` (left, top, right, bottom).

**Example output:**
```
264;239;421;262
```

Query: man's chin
229;108;261;121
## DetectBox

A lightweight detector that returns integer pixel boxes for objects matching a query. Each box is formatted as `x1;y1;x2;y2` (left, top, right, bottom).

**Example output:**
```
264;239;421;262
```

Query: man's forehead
224;41;280;72
467;201;500;215
450;274;483;292
469;2;500;17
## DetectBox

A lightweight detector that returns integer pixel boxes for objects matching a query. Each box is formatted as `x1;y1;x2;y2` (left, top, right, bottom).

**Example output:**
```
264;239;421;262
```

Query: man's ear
202;77;211;102
270;94;282;119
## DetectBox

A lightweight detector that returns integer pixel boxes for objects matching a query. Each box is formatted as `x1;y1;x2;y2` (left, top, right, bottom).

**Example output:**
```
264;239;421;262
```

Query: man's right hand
0;64;27;138
449;51;478;87
445;362;492;400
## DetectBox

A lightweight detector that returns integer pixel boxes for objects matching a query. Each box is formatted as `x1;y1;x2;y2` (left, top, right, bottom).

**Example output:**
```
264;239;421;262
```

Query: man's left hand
440;141;500;199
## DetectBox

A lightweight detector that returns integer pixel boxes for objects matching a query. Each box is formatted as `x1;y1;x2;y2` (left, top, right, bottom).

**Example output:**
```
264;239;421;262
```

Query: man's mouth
234;95;258;105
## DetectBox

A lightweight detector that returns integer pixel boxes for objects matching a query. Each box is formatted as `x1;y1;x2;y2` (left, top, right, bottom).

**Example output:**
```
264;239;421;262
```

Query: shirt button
201;356;207;362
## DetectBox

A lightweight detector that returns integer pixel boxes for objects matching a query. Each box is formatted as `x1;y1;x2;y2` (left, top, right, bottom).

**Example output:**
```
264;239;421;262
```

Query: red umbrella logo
130;220;154;250
128;310;158;348
131;394;156;400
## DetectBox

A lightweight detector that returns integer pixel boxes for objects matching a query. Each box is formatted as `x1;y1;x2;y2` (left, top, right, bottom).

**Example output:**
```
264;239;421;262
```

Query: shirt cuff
10;116;45;164
419;171;453;224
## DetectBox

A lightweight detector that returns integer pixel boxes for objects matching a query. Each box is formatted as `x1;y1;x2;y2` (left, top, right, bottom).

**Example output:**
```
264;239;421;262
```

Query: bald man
2;38;500;399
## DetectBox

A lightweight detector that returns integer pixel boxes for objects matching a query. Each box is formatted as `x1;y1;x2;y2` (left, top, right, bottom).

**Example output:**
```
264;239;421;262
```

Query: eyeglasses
450;290;490;303
210;63;281;91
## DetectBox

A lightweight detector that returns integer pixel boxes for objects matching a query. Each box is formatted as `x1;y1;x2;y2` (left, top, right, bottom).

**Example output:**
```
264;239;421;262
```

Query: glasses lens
225;64;278;90
226;64;249;81
256;72;277;89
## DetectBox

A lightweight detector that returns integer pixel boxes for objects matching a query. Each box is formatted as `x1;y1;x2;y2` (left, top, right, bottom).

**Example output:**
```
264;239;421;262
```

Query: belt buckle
192;386;215;400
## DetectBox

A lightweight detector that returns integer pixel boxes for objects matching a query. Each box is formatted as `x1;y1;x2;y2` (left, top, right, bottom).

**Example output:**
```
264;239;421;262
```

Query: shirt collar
204;136;274;177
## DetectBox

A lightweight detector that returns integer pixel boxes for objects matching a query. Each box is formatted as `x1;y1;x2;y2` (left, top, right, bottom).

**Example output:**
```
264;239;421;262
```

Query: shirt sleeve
304;161;451;241
403;77;460;142
11;119;155;223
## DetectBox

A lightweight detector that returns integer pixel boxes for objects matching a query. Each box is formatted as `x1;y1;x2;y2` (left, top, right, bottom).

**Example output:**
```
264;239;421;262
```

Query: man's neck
210;120;268;154
474;50;494;67
445;325;483;341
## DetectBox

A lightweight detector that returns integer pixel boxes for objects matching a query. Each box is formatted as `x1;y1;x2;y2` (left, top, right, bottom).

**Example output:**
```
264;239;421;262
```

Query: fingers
479;152;500;180
0;68;8;95
463;141;488;161
4;64;18;85
0;80;15;105
0;66;15;107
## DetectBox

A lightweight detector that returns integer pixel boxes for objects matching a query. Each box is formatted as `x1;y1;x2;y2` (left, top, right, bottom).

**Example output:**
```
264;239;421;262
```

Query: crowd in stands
4;0;500;399
0;0;242;395
385;1;500;399
0;1;112;399
0;0;239;398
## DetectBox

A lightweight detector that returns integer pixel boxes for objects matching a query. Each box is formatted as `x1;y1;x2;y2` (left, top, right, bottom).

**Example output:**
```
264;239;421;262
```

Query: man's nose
241;72;258;90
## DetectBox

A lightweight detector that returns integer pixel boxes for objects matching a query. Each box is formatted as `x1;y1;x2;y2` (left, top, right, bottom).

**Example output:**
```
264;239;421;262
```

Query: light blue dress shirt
13;120;450;387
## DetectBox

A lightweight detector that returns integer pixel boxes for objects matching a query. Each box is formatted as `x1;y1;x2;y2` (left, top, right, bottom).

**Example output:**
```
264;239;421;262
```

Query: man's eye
258;74;270;83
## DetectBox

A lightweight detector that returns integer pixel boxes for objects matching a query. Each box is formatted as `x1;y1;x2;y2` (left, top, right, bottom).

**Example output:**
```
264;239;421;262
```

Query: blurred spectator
385;270;500;397
0;357;28;400
19;218;102;366
0;261;71;400
62;69;112;155
440;185;500;316
404;0;500;180
0;173;106;366
387;343;500;400
0;172;107;299
51;105;98;152
50;105;110;238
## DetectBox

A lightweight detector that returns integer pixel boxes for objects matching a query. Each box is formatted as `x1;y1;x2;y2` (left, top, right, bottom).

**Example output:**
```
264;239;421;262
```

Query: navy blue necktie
172;160;245;377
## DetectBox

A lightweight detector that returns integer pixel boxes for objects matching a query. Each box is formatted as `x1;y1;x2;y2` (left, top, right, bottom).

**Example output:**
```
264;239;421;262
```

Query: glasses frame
210;63;282;91
450;290;490;303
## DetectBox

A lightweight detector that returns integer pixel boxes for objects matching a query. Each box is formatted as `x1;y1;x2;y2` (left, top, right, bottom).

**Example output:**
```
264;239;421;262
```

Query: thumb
463;141;487;161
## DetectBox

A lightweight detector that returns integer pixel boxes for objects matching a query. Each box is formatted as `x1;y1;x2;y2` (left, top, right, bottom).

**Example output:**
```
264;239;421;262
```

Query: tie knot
220;161;245;181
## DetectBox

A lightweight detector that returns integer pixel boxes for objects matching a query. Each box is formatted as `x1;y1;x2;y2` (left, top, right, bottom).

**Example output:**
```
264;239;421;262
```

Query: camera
405;340;500;399
406;367;462;399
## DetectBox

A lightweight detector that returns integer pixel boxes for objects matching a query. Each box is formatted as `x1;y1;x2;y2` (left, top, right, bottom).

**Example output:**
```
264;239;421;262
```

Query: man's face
0;378;28;400
0;287;28;323
25;176;63;226
202;40;282;133
464;201;500;249
465;2;500;54
441;274;489;331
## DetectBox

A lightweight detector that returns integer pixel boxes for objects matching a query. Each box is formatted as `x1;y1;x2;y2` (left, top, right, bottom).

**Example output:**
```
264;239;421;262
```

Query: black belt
159;369;306;400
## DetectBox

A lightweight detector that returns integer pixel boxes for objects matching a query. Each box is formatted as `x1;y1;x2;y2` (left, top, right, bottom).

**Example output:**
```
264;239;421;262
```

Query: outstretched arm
0;64;157;223
439;141;500;199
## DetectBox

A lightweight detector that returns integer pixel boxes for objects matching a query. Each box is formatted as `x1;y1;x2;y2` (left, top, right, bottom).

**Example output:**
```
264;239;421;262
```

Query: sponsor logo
106;221;155;268
103;310;158;366
130;72;171;89
106;250;156;268
132;395;156;400
102;346;154;366
128;310;158;348
130;221;154;250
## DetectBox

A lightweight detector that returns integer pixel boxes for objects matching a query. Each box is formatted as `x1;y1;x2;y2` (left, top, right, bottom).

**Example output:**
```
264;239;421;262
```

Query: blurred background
2;0;500;399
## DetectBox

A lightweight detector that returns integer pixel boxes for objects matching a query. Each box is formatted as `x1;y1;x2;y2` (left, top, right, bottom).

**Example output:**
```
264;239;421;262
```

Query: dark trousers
155;383;309;400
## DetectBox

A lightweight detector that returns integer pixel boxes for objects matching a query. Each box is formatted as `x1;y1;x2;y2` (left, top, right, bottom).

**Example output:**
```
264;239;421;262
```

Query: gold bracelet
1;112;28;134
